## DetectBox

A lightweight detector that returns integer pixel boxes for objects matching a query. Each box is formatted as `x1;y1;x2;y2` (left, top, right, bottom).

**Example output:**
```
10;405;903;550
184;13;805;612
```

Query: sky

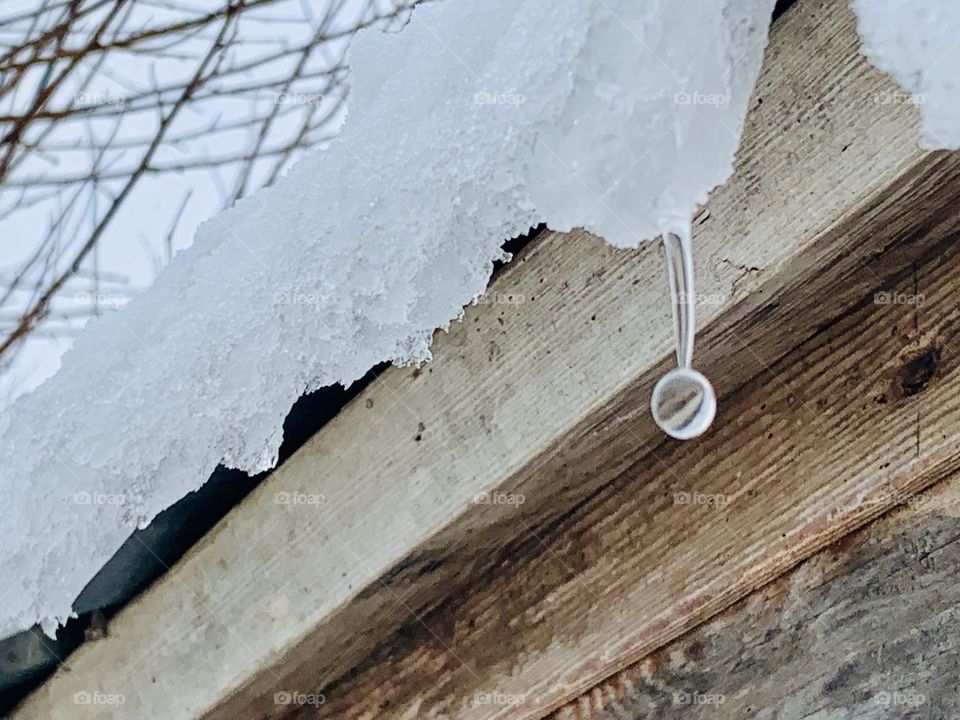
0;0;399;408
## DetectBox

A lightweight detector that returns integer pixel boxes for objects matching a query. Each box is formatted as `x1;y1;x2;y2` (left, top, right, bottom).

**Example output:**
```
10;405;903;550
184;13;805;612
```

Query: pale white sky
0;0;399;407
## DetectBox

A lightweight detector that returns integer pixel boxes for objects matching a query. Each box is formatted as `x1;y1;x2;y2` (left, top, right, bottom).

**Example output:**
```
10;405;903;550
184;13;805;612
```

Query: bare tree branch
0;0;416;379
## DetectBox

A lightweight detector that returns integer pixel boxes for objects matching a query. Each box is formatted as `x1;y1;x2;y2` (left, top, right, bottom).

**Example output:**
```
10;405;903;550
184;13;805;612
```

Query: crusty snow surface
1;0;775;638
853;0;960;149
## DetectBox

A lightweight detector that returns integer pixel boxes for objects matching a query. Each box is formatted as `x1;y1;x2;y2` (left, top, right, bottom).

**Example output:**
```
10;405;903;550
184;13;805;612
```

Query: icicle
650;222;716;440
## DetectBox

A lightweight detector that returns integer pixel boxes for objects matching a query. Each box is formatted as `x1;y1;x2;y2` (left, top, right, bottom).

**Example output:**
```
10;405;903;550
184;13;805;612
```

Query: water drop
651;367;716;440
650;220;716;438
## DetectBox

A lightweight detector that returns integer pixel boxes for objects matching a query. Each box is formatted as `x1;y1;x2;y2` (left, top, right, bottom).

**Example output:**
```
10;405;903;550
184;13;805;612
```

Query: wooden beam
13;0;960;717
551;473;960;719
282;212;960;719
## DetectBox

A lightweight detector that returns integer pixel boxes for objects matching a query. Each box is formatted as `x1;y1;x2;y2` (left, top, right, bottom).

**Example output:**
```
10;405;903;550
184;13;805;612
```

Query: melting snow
1;0;774;637
853;0;960;149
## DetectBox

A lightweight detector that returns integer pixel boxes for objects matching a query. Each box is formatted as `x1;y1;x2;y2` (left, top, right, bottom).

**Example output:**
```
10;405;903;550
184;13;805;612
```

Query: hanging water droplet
649;222;716;440
651;367;716;440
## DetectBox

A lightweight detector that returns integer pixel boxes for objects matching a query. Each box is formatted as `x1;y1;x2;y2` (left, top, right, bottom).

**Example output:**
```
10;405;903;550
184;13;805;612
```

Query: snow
0;0;775;638
0;0;384;408
853;0;960;149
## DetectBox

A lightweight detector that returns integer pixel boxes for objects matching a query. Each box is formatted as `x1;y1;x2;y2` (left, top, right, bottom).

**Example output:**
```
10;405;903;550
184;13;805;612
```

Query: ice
0;0;774;638
853;0;960;149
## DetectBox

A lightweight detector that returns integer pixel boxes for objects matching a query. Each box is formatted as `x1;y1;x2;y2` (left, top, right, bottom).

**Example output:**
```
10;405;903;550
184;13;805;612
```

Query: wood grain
297;215;960;720
13;0;960;718
551;475;960;719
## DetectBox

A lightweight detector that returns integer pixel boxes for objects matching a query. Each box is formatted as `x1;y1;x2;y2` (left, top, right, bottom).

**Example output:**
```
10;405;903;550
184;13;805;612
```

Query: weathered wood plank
551;476;960;719
13;0;960;717
292;211;960;719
